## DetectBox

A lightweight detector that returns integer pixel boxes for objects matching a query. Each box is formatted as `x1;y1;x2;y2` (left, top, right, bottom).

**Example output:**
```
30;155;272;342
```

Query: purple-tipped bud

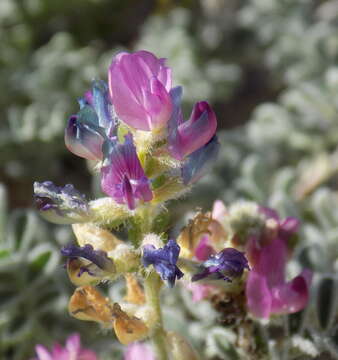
108;51;173;131
65;115;105;160
182;135;220;185
143;239;184;287
101;134;152;210
168;97;217;160
33;181;89;224
192;248;249;282
65;80;116;160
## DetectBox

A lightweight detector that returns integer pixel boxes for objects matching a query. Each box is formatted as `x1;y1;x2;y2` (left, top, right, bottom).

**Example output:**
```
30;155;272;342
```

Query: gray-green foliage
0;184;121;359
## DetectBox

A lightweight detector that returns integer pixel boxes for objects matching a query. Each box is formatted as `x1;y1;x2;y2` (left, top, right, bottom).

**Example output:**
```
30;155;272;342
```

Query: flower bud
33;181;89;224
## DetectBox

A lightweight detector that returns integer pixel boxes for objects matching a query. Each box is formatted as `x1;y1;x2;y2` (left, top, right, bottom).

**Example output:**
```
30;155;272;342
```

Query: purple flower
192;248;249;282
124;343;155;360
143;239;184;287
65;80;116;160
109;50;173;131
61;244;115;278
181;135;220;185
168;87;217;160
33;333;97;360
246;235;312;319
101;133;152;210
33;181;89;224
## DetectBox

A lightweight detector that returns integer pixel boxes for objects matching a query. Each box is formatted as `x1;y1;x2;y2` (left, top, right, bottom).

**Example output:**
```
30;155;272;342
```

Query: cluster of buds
177;200;312;320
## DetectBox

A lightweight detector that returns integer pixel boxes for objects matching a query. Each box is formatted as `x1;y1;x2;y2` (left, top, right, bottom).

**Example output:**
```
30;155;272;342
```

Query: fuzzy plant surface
29;49;317;360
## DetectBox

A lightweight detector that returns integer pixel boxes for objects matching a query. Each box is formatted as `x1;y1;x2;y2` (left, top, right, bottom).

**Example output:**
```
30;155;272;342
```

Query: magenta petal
122;175;135;210
270;270;312;315
246;271;272;318
101;134;152;209
279;217;300;237
169;101;217;160
65;333;81;354
109;51;172;131
194;235;215;261
35;345;53;360
78;350;98;360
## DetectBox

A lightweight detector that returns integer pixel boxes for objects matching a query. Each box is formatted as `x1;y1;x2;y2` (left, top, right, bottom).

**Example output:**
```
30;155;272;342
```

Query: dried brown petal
68;286;112;326
112;303;149;344
124;274;146;305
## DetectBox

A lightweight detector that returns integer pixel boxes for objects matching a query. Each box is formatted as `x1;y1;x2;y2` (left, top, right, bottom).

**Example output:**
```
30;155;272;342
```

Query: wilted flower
68;286;113;326
101;133;152;210
168;87;217;160
33;181;89;224
142;239;184;287
192;248;249;282
111;303;149;345
109;50;172;131
33;333;97;360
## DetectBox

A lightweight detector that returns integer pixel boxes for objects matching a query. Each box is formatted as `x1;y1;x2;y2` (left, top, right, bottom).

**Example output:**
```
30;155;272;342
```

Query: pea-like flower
142;239;184;287
192;248;249;282
109;50;172;131
33;181;89;224
100;133;152;210
61;244;115;285
33;333;97;360
168;87;217;160
246;231;312;319
65;80;115;160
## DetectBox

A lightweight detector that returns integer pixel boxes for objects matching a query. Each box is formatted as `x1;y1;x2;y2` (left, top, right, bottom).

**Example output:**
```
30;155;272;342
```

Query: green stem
144;271;168;360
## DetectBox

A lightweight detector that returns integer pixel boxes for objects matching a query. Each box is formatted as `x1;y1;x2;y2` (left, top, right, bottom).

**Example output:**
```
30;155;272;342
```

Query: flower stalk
144;271;168;360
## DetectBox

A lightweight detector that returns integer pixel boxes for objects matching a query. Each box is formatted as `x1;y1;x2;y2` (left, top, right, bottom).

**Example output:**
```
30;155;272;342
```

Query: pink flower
109;50;172;131
33;333;97;360
246;211;312;319
124;342;155;360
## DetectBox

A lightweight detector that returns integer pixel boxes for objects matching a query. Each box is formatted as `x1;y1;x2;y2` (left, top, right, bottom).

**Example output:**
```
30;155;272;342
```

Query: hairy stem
144;271;168;360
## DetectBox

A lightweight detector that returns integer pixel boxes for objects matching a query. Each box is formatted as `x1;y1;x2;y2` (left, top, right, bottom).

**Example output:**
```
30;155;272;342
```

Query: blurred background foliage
2;0;338;359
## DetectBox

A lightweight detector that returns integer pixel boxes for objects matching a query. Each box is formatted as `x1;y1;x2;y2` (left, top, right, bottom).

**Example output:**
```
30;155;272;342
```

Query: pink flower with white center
33;333;97;360
109;50;173;131
124;342;155;360
246;210;312;319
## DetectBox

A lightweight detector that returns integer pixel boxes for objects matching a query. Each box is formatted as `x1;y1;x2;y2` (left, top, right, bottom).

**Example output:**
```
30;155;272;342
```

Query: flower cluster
32;49;311;359
177;200;312;319
61;50;218;212
32;50;222;358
